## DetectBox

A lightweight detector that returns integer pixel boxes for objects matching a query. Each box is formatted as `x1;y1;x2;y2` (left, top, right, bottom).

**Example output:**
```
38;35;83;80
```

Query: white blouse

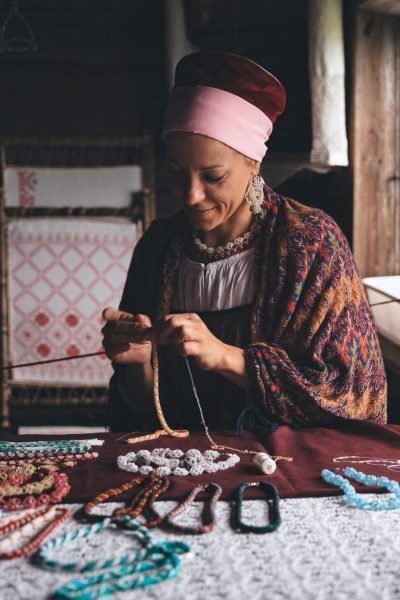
172;247;255;312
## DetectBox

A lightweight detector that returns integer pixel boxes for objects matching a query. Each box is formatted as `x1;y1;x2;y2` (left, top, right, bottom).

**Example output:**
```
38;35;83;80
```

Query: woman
103;52;387;433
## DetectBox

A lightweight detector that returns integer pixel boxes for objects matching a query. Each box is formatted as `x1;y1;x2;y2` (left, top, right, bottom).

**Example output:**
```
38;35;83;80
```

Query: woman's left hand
149;313;227;371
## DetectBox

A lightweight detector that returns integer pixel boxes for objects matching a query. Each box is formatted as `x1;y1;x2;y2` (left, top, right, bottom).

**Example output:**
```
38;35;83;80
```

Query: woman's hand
150;313;228;371
101;307;152;365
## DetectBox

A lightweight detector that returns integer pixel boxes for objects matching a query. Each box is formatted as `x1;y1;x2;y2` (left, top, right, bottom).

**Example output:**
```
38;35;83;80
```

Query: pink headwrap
163;52;286;162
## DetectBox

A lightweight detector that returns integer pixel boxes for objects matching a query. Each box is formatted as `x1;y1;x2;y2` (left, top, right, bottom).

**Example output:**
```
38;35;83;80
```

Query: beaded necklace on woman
187;213;263;263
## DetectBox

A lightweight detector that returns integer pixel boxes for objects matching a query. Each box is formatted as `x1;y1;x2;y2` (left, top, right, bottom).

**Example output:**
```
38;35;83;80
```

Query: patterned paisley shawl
113;186;387;427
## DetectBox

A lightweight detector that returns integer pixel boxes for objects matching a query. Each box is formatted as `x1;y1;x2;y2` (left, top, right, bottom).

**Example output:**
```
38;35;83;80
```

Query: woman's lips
189;207;215;214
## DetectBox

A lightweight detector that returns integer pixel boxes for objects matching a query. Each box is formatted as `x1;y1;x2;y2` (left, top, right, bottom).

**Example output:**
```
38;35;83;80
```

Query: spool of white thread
253;452;276;475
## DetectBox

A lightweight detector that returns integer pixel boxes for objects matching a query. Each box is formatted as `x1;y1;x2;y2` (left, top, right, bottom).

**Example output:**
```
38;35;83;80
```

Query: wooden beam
352;9;400;277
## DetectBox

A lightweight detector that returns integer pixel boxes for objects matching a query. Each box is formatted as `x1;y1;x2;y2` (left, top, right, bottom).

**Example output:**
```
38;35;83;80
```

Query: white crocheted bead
139;465;153;475
186;449;202;458
172;467;189;476
117;456;138;473
124;452;137;460
151;455;169;467
189;466;204;476
152;448;169;457
204;463;219;474
183;456;199;468
217;461;229;470
203;450;219;460
155;466;171;476
167;449;184;458
225;454;240;466
137;449;151;458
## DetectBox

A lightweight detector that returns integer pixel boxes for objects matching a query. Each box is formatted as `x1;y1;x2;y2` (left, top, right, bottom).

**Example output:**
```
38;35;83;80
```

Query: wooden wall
0;0;167;137
351;6;400;277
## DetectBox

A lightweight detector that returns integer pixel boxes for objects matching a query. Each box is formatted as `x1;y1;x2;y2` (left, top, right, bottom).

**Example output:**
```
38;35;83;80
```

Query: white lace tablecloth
1;495;399;600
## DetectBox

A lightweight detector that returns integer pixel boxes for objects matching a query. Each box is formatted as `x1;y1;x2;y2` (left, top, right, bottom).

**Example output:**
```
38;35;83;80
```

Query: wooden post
0;145;11;430
142;133;157;227
351;8;400;277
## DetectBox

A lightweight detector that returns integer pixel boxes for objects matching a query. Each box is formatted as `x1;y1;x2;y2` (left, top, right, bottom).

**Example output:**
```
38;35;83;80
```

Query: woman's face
165;132;259;231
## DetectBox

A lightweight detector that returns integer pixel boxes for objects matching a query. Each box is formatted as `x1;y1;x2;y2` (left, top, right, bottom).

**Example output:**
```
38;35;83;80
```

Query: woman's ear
250;159;260;177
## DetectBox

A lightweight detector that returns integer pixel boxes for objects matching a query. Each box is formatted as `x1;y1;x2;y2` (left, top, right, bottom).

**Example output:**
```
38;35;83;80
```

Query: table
0;496;399;600
0;421;399;598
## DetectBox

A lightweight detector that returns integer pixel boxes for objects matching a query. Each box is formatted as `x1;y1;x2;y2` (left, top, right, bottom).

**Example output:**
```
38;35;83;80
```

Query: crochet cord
127;345;189;443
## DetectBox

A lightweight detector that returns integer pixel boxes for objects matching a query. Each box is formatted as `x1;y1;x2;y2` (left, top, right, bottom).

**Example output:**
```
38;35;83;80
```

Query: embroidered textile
9;218;138;384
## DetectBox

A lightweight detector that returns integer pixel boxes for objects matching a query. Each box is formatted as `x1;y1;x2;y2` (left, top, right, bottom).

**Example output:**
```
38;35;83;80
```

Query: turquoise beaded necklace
321;467;400;510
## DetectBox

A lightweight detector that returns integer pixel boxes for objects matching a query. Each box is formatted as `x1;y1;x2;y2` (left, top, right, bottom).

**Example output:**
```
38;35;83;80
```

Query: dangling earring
245;175;265;215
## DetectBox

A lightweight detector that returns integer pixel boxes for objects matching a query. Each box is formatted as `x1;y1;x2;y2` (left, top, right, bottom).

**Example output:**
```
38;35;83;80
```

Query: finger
135;313;152;327
101;321;147;340
102;306;137;323
107;331;152;345
164;313;201;324
154;323;197;346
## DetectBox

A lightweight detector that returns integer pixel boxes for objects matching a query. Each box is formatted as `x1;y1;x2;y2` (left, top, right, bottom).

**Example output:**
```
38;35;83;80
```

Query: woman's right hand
101;307;152;365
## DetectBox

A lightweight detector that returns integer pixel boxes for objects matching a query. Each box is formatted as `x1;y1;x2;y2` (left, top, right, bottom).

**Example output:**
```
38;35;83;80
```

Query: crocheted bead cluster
0;471;70;511
117;448;240;477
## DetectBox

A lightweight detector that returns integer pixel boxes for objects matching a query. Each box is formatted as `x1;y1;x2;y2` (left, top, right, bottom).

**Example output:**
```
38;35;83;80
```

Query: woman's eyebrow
166;159;226;170
199;164;225;170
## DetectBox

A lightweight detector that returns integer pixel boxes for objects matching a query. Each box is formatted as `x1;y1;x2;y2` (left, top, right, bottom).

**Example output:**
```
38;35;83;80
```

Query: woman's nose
184;176;206;206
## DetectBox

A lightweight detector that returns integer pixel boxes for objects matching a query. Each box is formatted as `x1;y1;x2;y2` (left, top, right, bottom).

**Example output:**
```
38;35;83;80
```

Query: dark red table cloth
2;420;400;502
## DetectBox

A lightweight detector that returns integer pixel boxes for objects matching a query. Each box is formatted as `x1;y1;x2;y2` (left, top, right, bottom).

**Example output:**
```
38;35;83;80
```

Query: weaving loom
0;137;156;430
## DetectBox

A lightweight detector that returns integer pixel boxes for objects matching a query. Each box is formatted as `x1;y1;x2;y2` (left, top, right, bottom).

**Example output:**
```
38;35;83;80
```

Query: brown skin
102;133;259;407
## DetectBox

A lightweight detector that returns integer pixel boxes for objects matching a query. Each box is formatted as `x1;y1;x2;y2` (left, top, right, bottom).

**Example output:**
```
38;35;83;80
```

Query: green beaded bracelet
234;481;281;533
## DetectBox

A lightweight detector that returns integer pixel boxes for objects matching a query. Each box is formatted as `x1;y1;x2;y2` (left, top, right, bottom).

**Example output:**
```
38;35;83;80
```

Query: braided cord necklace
234;481;281;533
0;439;103;454
84;475;170;528
126;346;189;444
84;476;145;519
112;475;169;522
164;482;222;534
0;453;97;466
0;507;69;559
35;514;189;600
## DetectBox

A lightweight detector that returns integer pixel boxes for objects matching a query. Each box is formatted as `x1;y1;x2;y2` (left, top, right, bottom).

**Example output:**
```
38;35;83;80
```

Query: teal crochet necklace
35;514;189;599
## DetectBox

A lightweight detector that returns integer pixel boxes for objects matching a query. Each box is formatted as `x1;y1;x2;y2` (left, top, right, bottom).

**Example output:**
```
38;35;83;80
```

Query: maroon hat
175;52;286;124
163;52;286;160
